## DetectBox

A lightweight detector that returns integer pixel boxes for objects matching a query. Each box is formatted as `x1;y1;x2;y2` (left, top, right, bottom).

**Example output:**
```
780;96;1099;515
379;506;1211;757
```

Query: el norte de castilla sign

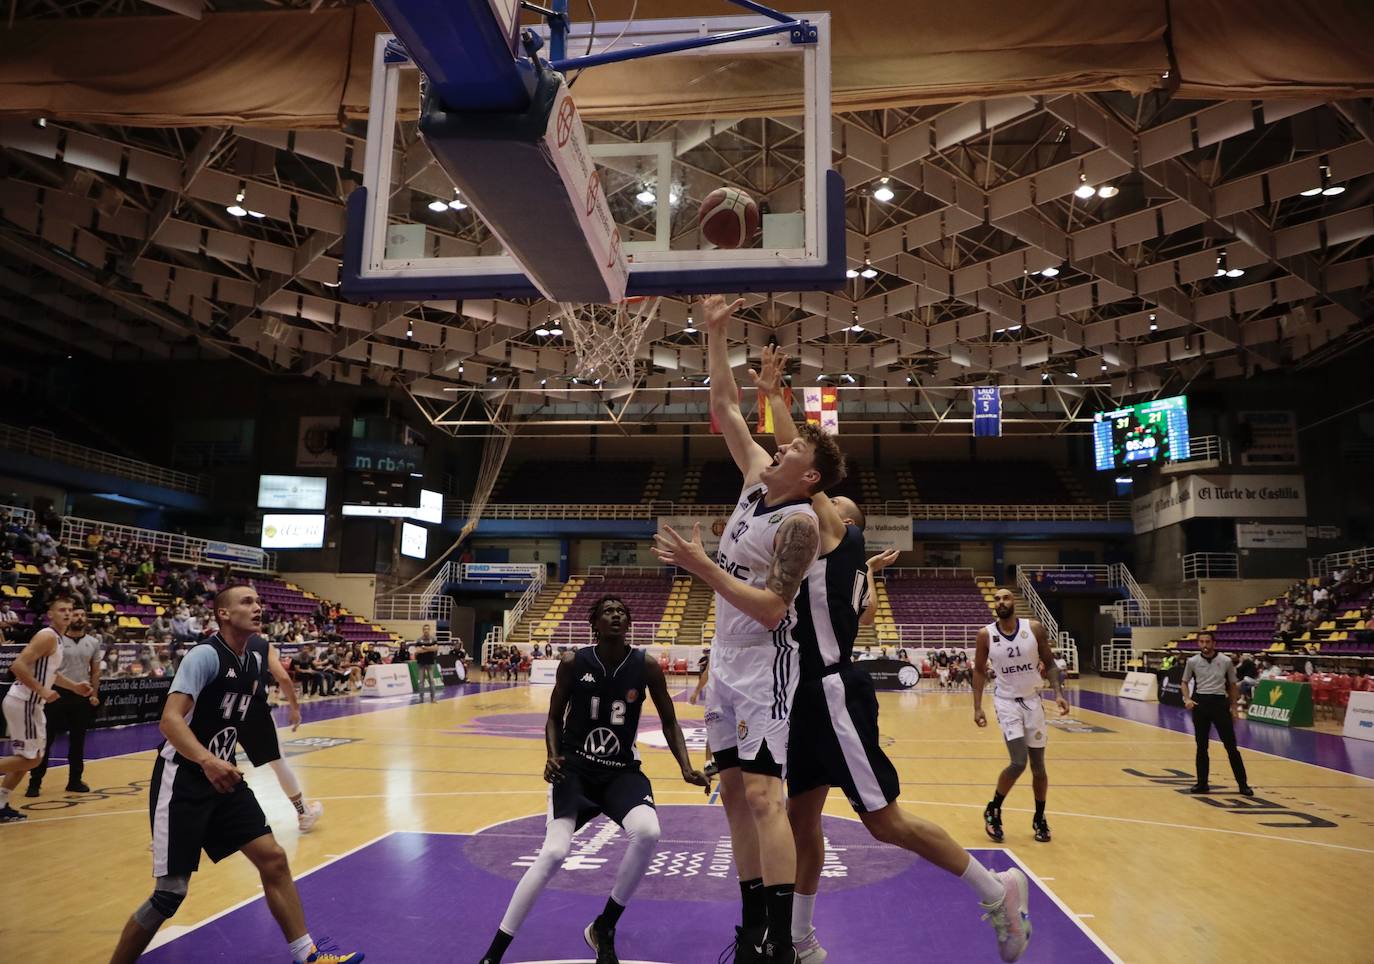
1132;474;1306;535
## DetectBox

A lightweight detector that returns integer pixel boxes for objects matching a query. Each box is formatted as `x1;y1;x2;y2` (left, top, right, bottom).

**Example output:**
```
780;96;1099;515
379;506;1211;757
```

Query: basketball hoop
556;296;662;383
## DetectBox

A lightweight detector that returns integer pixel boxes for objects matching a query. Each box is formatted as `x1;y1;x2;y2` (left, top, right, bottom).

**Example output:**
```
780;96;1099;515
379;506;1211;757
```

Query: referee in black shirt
1181;631;1253;796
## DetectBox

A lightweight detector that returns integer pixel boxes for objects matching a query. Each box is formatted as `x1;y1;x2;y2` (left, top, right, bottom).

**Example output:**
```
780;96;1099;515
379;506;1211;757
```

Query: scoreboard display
1093;395;1191;471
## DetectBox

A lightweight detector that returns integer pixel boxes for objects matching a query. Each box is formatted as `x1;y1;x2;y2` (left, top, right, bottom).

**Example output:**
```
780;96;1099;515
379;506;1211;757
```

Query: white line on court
1003;848;1123;963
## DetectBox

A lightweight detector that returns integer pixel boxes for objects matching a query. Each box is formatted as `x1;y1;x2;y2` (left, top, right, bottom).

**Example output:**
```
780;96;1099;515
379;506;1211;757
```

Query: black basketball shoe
983;801;1004;842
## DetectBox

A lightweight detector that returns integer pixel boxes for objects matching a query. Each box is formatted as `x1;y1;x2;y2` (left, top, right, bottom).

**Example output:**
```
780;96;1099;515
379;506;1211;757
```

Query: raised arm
704;295;771;483
859;549;899;627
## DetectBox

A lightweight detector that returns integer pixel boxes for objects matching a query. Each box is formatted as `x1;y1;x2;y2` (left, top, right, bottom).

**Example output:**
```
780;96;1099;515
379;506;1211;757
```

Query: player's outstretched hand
544;755;566;784
748;344;787;395
653;523;711;575
201;755;243;794
682;766;712;793
866;549;900;573
1055;696;1071;716
701;294;745;333
973;707;987;728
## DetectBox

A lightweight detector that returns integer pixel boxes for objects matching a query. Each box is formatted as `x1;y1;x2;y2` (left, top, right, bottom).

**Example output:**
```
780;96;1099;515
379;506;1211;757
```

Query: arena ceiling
2;3;1373;435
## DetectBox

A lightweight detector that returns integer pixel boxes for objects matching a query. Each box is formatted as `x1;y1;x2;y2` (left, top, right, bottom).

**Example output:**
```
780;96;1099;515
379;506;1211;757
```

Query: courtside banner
362;664;413;698
1248;679;1314;727
530;659;560;685
1342;690;1374;742
1119;671;1158;702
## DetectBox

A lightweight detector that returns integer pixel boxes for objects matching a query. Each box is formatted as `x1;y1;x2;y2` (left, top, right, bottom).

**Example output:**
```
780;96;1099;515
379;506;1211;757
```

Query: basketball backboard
342;11;843;304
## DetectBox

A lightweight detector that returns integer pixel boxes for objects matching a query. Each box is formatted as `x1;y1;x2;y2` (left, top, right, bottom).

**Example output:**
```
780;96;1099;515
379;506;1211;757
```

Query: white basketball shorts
704;636;798;773
3;694;47;759
993;693;1048;749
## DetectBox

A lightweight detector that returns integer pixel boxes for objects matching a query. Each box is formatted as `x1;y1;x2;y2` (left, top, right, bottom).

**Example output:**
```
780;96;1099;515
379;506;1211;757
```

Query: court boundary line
146;830;398;951
1002;848;1124;963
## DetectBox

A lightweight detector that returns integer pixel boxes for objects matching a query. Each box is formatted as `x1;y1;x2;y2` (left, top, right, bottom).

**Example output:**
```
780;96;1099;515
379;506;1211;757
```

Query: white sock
271;759;303;800
609;805;661;906
499;817;576;935
791;892;817;942
0;787;10;807
288;932;315;962
962;857;1005;904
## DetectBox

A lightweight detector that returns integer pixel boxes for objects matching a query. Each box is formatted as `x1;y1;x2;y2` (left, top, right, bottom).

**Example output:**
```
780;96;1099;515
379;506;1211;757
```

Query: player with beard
756;349;1034;963
973;588;1071;847
26;602;103;796
480;595;710;964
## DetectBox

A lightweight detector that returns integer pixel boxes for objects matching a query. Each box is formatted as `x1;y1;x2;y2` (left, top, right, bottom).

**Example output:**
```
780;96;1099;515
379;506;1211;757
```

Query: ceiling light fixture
1148;312;1158;331
549;324;564;336
1070;371;1079;378
405;323;414;338
669;190;679;205
449;190;468;210
872;176;895;203
1041;372;1050;381
427;199;449;213
846;268;860;279
844;373;856;383
860;261;878;279
850;322;864;332
1008;324;1023;332
1101;362;1108;372
1040;266;1060;278
636;186;655;204
535;326;551;337
1225;266;1245;278
1074;173;1097;199
1097;184;1119;199
226;190;248;218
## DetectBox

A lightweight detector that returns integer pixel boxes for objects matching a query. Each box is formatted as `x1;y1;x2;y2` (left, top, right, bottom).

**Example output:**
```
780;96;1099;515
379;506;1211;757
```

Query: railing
1310;545;1374;578
895;643;1080;678
1110;562;1149;620
1098;642;1137;674
1182;552;1240;580
0;423;211;495
1175;434;1230;465
586;566;674;578
59;515;272;571
373;592;453;624
445;500;1131;523
1014;565;1078;655
1104;597;1200;627
872;623;985;644
0;504;35;526
883;567;977;580
503;565;548;637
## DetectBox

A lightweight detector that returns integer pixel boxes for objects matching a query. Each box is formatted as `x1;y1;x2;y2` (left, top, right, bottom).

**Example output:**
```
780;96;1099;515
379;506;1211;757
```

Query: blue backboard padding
341;170;848;303
368;0;534;111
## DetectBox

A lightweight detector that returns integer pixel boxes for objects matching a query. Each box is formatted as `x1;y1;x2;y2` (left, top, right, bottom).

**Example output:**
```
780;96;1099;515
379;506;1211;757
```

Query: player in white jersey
1;594;92;822
653;295;843;963
973;588;1070;845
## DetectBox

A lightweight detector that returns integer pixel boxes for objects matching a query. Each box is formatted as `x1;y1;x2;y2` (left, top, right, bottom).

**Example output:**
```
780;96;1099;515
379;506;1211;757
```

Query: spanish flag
757;387;793;434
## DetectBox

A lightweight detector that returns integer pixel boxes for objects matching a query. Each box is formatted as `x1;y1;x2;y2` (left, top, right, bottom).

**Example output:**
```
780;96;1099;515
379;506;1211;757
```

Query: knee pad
134;875;189;929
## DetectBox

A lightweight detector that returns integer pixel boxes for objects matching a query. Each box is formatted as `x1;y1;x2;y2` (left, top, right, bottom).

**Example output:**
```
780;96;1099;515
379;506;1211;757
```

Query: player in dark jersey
237;634;324;832
479;595;710;964
109;585;361;964
757;351;1032;963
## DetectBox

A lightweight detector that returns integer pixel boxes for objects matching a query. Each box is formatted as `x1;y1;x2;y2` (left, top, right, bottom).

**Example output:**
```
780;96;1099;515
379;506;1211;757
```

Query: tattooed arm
653;514;819;630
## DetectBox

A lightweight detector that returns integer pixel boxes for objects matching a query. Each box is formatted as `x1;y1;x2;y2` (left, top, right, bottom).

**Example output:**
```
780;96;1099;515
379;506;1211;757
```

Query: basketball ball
699;187;760;249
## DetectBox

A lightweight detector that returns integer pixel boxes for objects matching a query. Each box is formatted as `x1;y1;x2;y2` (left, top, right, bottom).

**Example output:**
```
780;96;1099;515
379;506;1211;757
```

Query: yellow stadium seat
16;586;31;599
1;586;13;597
138;594;153;605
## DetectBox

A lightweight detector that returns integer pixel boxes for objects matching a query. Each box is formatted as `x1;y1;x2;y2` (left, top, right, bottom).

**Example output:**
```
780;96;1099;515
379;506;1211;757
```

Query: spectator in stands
1235;653;1259;701
335;644;363;692
0;600;17;627
85;527;104;551
33;525;57;561
103;647;120;678
185;607;205;639
146;611;171;639
395;639;411;664
295;644;323;696
107;576;134;605
1;548;15;588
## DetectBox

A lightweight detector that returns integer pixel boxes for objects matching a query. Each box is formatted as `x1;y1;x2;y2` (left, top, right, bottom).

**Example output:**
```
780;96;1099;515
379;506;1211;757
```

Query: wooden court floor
4;675;1371;963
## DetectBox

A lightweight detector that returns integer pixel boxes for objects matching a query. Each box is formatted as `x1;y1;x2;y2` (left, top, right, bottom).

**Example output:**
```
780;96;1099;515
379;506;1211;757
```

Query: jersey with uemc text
713;483;818;645
984;618;1042;699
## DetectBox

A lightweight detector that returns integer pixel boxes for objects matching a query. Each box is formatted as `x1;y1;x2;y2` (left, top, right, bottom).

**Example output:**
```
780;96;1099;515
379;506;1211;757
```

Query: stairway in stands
679;578;715;643
504;579;566;645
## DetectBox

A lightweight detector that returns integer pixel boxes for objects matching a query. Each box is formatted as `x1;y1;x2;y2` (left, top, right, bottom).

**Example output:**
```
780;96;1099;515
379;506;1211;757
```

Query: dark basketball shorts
150;754;272;877
787;667;901;814
549;760;656;830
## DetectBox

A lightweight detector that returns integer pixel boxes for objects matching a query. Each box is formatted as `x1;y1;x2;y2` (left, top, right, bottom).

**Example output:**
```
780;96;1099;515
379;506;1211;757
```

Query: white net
556;297;662;383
